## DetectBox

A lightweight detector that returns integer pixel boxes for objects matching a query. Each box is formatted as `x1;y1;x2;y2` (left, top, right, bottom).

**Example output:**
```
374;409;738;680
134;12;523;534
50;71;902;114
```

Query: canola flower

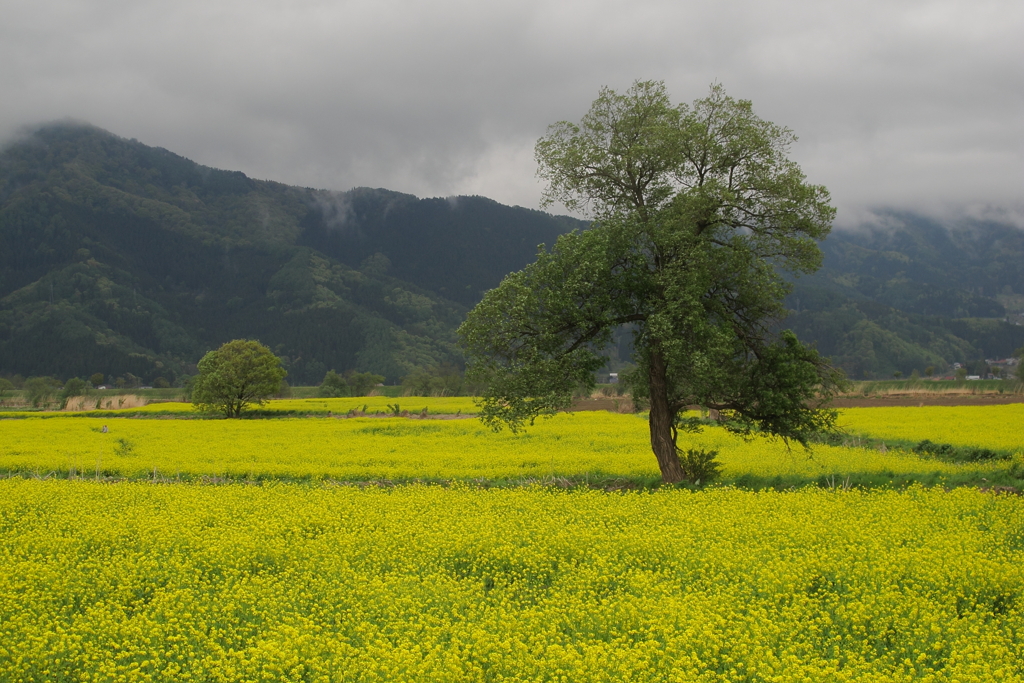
840;404;1024;453
0;395;481;419
0;412;1007;483
0;479;1021;682
262;396;480;415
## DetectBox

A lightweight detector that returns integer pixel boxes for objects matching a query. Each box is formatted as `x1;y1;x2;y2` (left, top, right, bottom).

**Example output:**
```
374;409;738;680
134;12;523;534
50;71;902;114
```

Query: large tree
458;81;844;483
192;340;287;418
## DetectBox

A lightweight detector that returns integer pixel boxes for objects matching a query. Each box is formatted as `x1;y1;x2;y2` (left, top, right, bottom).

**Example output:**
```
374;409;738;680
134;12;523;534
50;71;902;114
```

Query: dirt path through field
571;397;635;412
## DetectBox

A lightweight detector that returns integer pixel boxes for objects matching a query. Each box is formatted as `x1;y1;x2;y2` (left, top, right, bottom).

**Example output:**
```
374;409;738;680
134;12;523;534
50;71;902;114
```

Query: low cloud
1;0;1020;222
310;191;354;232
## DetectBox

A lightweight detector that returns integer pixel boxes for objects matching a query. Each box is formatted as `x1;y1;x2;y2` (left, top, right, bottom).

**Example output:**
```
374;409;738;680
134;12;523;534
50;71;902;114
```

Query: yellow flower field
0;480;1021;682
264;396;480;415
0;395;481;418
0;411;1010;484
840;404;1024;453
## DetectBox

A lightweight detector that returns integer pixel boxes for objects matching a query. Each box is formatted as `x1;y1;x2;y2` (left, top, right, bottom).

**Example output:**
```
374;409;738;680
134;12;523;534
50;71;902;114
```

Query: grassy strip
812;430;1015;462
5;460;1020;493
0;469;666;490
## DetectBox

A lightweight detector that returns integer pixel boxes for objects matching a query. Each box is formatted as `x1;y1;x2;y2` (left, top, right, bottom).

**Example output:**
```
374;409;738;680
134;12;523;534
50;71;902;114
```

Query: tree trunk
648;349;685;483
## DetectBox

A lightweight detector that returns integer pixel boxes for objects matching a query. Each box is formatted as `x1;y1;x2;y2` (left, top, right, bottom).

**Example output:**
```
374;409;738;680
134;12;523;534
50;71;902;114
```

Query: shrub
318;370;348;398
913;439;1007;463
679;448;722;484
24;377;60;408
59;377;90;408
347;371;385;397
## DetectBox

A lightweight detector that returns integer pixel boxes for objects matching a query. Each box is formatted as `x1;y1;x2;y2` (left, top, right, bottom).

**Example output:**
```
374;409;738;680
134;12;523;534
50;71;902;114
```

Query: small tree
347;371;385;397
0;378;13;402
60;377;90;409
275;380;293;398
24;376;60;408
318;370;349;397
401;364;465;397
90;373;105;386
401;367;436;396
191;340;287;418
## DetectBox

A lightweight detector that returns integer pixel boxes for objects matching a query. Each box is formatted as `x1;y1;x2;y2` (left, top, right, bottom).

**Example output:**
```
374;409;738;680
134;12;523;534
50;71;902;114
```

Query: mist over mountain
0;123;582;385
787;213;1024;379
1;122;1022;386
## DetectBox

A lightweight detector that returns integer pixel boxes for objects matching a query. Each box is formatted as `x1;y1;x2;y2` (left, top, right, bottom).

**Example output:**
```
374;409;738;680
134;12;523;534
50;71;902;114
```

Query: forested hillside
787;214;1024;378
0;124;583;384
2;123;1022;386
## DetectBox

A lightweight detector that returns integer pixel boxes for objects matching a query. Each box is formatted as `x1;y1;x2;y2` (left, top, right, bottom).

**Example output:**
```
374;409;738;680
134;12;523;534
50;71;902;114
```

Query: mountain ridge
2;122;1023;386
0;123;585;384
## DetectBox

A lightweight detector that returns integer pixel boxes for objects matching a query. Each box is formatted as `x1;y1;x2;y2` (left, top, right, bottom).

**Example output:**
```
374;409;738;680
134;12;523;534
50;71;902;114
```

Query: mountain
2;122;1022;387
0;123;585;384
786;213;1024;379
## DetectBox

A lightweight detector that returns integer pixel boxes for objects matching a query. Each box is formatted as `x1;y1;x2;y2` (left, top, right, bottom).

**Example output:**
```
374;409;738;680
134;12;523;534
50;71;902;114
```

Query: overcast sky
2;0;1022;226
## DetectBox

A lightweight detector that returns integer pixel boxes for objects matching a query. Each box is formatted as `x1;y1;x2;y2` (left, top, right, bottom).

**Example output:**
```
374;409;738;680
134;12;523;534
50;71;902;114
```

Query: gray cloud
2;0;1021;226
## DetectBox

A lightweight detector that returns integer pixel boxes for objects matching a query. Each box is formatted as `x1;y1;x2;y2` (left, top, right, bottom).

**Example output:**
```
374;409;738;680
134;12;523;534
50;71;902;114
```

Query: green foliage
318;370;348;398
178;375;197;401
912;440;1007;463
23;376;60;408
678;448;722;485
299;189;586;308
345;371;385;397
274;380;292;398
1011;453;1024;479
401;363;465;397
0;378;12;398
461;81;844;483
191;340;287;418
59;377;89;408
113;438;136;457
